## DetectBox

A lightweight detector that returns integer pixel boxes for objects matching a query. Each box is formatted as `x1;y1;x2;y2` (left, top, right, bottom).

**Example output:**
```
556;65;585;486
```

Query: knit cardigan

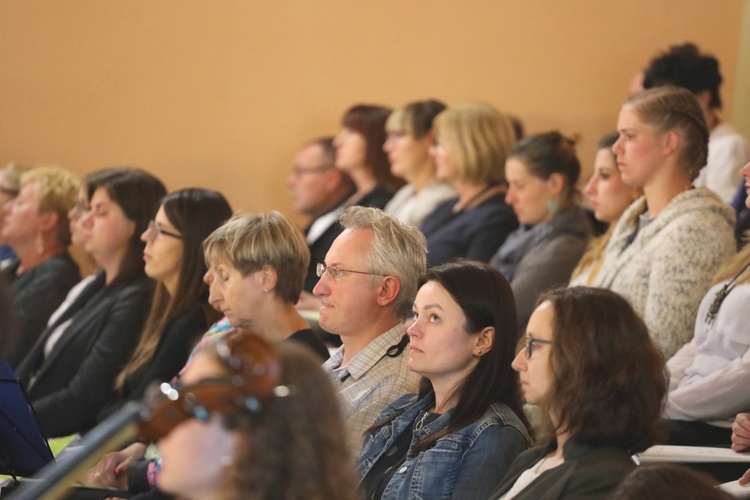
593;188;735;358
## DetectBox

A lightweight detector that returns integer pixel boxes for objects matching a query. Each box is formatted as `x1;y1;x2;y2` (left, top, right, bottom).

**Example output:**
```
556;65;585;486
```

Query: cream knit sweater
593;188;736;358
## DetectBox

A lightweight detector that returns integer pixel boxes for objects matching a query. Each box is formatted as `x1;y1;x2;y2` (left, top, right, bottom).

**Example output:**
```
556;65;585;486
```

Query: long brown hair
540;287;667;453
115;188;232;389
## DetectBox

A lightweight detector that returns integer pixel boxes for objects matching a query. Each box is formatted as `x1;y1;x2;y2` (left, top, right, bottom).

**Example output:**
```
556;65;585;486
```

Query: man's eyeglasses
290;165;333;177
145;220;183;242
521;337;553;359
316;263;386;281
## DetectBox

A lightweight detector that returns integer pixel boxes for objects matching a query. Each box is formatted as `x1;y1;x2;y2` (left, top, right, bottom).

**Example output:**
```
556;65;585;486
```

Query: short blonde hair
339;206;426;318
203;211;310;304
21;166;79;245
1;163;33;195
433;102;516;185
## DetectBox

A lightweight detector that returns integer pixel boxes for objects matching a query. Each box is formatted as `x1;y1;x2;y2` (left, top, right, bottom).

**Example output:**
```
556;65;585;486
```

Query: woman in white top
383;99;455;227
665;161;750;446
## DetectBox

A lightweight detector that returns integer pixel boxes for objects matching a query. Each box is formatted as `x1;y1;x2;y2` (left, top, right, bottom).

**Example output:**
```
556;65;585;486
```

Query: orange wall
0;1;744;225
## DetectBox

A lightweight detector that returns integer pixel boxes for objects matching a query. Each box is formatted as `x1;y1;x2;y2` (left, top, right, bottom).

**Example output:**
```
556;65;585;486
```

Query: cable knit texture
593;188;735;358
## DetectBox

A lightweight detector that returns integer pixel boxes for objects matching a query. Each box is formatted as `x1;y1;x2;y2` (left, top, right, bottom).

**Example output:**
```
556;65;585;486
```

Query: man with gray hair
313;206;425;453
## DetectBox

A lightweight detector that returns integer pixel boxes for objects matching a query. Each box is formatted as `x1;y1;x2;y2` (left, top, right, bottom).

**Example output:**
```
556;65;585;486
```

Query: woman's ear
259;265;278;292
546;172;565;197
474;326;495;356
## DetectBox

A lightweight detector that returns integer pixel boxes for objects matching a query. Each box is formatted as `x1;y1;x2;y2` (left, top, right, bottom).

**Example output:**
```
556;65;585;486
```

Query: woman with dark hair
383;99;455;227
96;188;233;421
490;131;591;332
334;104;403;209
570;132;641;286
593;86;735;358
15;167;166;438
490;287;667;500
357;260;532;500
420;102;519;267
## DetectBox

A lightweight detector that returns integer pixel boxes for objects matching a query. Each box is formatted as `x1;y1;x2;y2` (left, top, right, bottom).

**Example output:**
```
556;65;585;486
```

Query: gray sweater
593;188;736;358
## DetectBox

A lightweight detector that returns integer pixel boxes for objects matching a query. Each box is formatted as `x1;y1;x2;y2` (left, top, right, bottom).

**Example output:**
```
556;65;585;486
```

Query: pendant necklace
705;260;750;325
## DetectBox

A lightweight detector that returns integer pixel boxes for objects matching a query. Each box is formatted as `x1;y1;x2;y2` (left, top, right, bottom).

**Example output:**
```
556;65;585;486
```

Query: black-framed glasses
145;220;183;242
316;262;386;281
522;337;553;359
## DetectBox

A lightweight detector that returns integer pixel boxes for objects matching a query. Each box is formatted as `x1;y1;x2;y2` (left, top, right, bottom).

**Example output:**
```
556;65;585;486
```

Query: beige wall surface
0;1;745;224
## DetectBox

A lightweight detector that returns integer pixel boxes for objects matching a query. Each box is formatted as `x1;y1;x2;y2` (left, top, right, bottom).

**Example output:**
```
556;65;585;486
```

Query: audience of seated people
420;102;519;266
1;167;81;368
95;188;233;422
591;86;736;358
15;167;166;437
358;260;532;499
84;210;330;496
286;137;354;294
315;206;424;454
382;99;456;226
570;131;642;285
490;131;591;332
7;39;750;498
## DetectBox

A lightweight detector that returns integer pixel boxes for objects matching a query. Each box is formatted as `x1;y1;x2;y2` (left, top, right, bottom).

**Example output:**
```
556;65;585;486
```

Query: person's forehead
295;144;325;166
328;228;373;265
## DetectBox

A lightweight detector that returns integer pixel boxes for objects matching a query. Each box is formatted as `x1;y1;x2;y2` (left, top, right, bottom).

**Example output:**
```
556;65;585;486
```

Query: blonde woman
420;102;518;266
1;166;81;367
593;86;735;358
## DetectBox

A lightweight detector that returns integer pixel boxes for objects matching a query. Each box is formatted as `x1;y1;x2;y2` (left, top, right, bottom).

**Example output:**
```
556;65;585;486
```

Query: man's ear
376;275;401;307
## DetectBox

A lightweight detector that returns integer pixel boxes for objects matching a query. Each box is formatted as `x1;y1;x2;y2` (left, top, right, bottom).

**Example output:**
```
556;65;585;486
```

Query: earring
220;455;233;467
546;199;559;214
35;233;44;255
263;288;270;293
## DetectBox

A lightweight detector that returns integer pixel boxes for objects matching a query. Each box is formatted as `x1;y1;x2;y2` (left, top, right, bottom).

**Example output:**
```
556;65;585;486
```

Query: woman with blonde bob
420;102;519;266
593;86;736;358
1;166;81;367
490;287;667;499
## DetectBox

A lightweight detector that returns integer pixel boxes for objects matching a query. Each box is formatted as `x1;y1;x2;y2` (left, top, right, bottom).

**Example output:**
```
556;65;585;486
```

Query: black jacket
16;273;153;438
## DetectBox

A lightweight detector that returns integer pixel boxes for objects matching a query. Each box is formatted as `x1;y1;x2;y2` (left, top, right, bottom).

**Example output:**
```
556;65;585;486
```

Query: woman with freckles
356;259;531;500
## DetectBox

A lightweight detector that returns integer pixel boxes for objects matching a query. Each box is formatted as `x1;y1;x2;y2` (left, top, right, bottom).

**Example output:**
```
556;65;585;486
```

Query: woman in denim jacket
357;260;532;499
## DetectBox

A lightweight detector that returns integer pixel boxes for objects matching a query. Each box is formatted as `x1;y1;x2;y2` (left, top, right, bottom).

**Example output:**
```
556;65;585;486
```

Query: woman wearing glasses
357;260;532;500
490;287;667;500
16;167;166;438
95;188;232;422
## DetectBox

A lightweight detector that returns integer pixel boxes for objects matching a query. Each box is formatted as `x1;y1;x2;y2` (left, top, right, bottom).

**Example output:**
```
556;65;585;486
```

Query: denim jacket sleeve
375;402;532;500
